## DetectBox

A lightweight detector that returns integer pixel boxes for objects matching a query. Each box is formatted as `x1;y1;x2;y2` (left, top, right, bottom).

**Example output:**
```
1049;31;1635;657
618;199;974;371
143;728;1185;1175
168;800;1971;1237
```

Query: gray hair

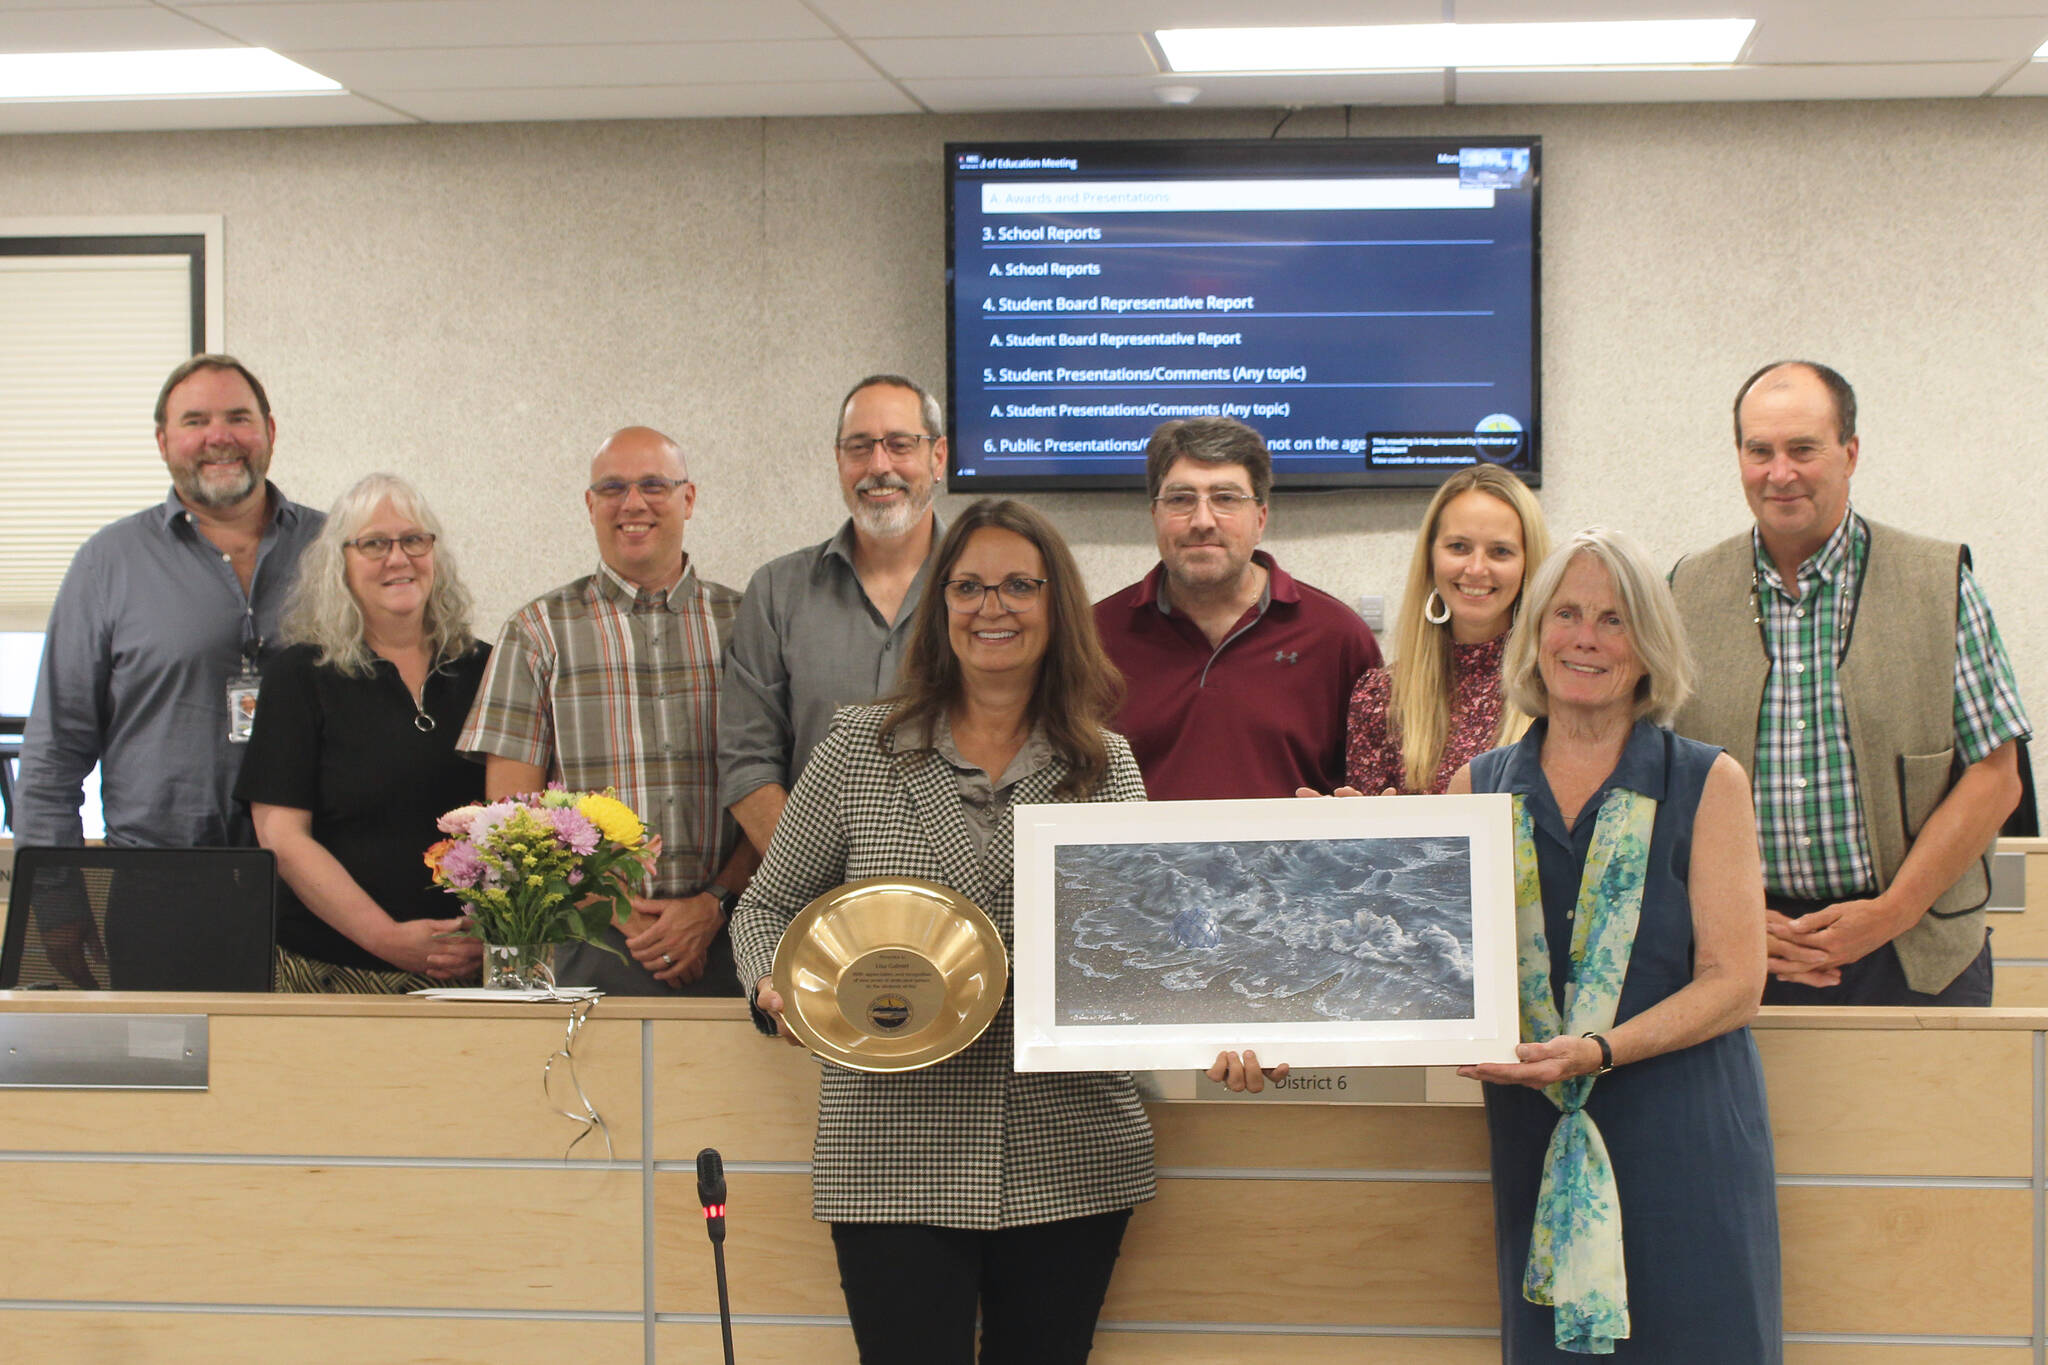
282;472;477;677
1503;527;1696;726
155;353;271;429
838;374;944;439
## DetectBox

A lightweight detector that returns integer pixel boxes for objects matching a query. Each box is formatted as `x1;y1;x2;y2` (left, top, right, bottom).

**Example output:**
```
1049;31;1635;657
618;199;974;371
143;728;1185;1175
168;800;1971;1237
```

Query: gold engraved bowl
771;876;1008;1073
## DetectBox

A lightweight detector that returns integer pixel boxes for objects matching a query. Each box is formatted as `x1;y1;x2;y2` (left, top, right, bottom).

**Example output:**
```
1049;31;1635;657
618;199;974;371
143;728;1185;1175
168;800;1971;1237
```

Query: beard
173;447;264;510
846;472;932;539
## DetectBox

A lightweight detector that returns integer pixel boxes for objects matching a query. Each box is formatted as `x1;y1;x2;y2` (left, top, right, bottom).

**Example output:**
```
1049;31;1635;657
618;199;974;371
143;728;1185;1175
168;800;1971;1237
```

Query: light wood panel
660;1323;858;1365
653;1171;1502;1329
1095;1334;1501;1363
1149;1101;1490;1172
2001;846;2048;957
1786;1348;2033;1365
1106;1179;1499;1327
650;1018;819;1162
654;1171;842;1318
1779;1186;2034;1336
6;1163;643;1310
1757;1028;2035;1177
657;1323;1509;1364
0;1013;643;1159
0;1312;643;1363
1992;963;2048;1006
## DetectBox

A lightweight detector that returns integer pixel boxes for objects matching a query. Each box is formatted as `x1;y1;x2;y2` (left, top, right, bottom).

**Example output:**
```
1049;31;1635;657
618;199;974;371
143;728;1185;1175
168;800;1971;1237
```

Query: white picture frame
1011;794;1521;1072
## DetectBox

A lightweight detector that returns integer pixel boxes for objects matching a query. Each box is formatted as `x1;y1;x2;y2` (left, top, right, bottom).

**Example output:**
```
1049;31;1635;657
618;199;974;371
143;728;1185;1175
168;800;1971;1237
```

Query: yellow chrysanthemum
577;793;645;846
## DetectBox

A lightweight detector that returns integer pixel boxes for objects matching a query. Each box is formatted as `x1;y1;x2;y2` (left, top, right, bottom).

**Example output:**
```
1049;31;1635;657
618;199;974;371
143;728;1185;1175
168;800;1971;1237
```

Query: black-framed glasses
1152;489;1261;519
837;432;935;460
942;576;1048;612
589;476;690;501
343;532;436;558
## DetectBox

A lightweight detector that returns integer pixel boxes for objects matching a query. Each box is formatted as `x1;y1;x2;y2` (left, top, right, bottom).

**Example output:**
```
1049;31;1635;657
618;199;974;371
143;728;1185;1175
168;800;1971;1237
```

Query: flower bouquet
425;788;658;989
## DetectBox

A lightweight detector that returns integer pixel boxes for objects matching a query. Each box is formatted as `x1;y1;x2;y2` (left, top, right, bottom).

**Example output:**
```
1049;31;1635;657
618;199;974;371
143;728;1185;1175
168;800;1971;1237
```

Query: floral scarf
1511;787;1656;1354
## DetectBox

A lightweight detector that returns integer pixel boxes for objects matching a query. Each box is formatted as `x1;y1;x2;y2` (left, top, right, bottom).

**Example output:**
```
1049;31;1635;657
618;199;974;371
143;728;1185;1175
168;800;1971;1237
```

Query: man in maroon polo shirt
1094;417;1381;799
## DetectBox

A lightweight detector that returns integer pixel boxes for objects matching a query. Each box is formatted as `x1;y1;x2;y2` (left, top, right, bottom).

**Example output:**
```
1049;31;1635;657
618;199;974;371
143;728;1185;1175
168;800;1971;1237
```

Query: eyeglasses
343;532;436;558
942;576;1048;612
589;477;691;501
837;432;935;460
1152;489;1261;519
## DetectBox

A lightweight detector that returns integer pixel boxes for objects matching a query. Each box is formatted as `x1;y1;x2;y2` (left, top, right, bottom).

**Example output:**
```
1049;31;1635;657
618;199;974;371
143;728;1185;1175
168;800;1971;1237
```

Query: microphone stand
698;1147;736;1365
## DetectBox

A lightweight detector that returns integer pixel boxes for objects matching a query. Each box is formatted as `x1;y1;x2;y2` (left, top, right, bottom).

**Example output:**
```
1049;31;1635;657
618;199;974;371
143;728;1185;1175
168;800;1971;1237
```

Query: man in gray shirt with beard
14;354;323;987
719;375;948;853
17;354;324;851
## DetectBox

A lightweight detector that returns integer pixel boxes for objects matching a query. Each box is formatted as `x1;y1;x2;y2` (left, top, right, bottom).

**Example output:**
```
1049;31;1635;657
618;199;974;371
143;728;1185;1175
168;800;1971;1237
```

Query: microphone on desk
697;1147;736;1365
697;1145;728;1244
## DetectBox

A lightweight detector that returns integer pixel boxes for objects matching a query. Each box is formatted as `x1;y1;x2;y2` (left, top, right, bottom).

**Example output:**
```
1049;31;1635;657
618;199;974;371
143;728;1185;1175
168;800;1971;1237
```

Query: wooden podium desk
0;991;2043;1365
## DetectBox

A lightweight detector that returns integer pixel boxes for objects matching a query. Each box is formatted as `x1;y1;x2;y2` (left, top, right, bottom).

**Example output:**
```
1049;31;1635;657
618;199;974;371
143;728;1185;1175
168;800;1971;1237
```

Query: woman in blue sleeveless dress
1452;529;1781;1362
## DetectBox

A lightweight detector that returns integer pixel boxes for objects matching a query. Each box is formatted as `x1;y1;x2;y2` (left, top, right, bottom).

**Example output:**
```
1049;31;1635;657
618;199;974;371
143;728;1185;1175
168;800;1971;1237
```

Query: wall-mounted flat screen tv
944;136;1541;492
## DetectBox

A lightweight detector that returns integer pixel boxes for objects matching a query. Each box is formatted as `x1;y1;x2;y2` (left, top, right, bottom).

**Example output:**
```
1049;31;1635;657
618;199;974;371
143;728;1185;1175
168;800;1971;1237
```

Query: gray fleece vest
1670;520;1990;993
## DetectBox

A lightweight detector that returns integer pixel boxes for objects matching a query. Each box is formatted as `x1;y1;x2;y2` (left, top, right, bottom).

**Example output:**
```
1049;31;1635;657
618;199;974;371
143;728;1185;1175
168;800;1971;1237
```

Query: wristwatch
1582;1032;1616;1074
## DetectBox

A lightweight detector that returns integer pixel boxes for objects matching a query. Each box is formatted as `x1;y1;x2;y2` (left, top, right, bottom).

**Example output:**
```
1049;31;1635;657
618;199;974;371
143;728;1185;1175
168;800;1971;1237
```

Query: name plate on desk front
1138;1065;1481;1105
0;1013;208;1089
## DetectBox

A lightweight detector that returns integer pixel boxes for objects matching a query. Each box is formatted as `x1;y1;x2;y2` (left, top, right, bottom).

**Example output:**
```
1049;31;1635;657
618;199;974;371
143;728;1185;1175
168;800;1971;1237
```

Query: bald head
586;425;696;592
1732;360;1856;447
591;425;686;483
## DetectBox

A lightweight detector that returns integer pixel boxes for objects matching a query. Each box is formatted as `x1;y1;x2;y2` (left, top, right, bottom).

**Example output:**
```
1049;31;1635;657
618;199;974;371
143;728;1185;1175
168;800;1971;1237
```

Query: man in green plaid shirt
1671;361;2030;1006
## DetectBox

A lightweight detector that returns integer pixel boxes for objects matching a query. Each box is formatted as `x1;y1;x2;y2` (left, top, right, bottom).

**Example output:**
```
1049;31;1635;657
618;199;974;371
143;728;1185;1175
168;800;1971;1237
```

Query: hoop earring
1423;590;1451;625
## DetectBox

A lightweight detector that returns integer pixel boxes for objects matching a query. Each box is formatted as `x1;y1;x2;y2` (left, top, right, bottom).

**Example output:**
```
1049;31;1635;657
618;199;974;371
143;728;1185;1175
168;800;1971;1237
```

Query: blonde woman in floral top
1346;464;1550;795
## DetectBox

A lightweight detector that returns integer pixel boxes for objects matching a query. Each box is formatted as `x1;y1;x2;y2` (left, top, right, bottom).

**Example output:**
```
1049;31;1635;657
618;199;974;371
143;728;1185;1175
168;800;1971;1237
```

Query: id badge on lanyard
226;625;262;743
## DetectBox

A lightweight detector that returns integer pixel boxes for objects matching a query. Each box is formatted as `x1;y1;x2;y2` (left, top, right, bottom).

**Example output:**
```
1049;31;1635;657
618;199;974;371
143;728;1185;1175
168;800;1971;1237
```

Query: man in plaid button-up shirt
458;427;752;995
1672;362;2029;1005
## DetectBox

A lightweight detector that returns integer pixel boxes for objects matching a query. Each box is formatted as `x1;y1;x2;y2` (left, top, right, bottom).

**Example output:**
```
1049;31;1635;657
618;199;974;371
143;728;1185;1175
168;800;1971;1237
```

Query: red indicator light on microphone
704;1204;726;1219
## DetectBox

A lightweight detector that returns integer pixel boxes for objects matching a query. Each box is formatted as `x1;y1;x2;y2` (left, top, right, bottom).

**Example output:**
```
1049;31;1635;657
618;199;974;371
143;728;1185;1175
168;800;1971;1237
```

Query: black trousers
1762;896;1994;1006
830;1210;1132;1364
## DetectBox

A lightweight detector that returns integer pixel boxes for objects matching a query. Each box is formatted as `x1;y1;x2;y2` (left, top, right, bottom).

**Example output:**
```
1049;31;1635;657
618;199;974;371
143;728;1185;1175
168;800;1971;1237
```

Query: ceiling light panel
0;48;342;101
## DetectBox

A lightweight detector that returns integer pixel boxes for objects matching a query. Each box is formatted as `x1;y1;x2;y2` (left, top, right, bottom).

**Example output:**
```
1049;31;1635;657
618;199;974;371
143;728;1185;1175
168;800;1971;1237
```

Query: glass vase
481;941;558;991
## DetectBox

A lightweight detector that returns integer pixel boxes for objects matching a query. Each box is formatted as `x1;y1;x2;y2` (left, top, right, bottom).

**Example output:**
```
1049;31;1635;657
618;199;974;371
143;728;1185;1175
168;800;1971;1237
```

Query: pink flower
437;841;486;889
547;806;600;856
466;800;520;844
436;804;485;836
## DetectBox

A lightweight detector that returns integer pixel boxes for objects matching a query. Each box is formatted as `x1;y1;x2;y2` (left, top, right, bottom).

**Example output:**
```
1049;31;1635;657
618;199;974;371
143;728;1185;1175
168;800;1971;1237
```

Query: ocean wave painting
1054;836;1475;1026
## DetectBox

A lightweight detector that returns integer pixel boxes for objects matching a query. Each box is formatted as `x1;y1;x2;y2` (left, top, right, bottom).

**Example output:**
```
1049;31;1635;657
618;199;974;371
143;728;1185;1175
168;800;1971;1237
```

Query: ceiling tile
1992;62;2048;95
1456;61;2015;103
0;0;148;11
857;34;1157;80
0;5;229;49
1748;15;2048;64
813;0;1441;40
905;69;1446;113
0;90;411;131
177;0;834;52
1450;0;1762;19
374;80;918;122
298;40;872;90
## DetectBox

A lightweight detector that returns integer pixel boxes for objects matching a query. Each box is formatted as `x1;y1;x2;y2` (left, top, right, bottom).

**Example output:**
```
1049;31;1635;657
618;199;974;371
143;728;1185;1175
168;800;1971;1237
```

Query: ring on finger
661;952;674;966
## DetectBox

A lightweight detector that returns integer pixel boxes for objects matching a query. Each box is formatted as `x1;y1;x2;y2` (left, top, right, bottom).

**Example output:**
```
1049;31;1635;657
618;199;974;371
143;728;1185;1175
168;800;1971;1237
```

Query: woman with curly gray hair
234;473;489;991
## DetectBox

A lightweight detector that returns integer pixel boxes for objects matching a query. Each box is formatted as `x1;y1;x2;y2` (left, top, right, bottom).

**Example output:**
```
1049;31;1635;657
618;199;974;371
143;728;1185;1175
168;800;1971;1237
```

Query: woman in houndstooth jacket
734;498;1275;1363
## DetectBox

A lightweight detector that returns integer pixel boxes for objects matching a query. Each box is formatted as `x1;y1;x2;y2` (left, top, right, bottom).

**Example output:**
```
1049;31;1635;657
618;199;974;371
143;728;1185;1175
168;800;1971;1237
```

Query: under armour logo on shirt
1274;650;1299;665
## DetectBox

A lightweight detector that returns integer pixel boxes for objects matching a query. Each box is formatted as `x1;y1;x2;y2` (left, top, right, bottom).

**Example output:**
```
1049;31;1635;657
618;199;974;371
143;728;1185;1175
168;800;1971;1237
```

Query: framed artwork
1011;794;1521;1072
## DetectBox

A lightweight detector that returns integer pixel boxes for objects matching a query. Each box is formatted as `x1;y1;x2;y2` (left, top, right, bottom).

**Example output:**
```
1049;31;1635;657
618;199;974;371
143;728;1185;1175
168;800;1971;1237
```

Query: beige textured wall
5;100;2042;786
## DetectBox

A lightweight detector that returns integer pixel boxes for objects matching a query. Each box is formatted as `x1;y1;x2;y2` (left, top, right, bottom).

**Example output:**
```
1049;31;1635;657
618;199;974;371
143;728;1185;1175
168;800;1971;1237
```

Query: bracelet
1582;1032;1615;1074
